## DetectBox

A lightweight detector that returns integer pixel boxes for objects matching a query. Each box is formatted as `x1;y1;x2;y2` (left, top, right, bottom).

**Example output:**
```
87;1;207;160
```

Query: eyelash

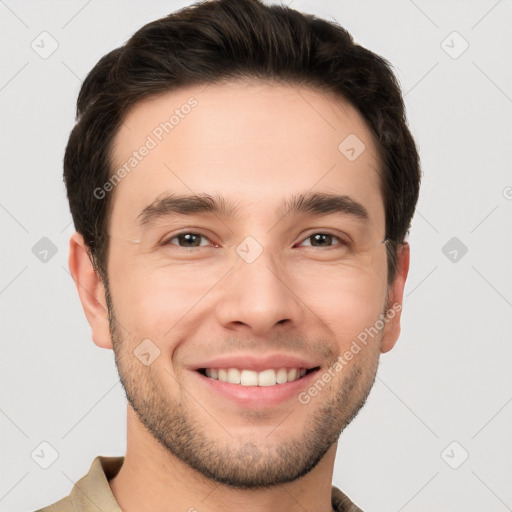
163;231;348;250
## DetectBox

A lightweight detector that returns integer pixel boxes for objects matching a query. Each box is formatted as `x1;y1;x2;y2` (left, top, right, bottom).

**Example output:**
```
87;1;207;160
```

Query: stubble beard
106;288;381;489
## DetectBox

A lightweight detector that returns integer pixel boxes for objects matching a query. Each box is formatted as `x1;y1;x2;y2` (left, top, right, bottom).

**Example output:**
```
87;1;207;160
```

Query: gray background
1;1;511;511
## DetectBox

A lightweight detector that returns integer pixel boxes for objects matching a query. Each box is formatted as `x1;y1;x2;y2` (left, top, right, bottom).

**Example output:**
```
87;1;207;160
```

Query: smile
198;367;320;386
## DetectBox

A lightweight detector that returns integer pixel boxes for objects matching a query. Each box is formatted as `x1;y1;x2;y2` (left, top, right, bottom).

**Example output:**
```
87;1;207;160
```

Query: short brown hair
64;0;421;284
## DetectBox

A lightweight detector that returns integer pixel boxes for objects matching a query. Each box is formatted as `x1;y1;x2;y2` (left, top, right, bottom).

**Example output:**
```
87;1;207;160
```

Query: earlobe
68;232;113;350
380;242;410;354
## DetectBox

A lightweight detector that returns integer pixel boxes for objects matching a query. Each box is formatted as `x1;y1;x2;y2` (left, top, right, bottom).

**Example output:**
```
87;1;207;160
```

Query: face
86;82;407;488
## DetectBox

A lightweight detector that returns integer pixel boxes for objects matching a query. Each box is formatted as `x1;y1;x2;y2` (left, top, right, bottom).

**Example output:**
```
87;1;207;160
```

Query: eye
165;232;215;249
162;231;346;250
297;232;346;249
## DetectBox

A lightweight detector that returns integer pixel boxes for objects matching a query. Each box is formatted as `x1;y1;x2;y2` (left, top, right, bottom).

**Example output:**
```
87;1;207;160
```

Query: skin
69;81;409;512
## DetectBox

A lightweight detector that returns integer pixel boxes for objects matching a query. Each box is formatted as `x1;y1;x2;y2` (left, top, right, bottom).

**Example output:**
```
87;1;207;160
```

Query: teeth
258;369;276;386
288;368;298;381
241;370;258;386
227;368;241;384
276;368;288;384
203;367;310;386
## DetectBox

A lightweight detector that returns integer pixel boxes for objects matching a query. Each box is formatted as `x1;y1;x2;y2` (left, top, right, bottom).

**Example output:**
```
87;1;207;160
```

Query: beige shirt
35;456;363;512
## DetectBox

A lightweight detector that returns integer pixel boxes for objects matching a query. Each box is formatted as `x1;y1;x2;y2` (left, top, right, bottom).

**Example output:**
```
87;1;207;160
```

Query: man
37;0;420;510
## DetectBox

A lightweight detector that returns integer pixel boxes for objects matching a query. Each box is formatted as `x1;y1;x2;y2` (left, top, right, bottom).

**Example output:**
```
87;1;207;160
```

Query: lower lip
192;369;321;408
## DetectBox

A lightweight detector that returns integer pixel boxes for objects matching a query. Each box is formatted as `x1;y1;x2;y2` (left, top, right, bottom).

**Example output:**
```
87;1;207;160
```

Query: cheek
107;241;388;346
298;266;387;348
107;258;220;337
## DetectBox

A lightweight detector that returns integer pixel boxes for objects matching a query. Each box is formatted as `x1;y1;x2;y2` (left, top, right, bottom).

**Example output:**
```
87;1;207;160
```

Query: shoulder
331;484;365;512
33;494;73;512
32;455;124;512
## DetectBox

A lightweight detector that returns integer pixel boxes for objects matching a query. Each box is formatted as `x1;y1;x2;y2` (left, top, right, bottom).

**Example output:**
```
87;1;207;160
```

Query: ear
68;232;113;350
380;242;410;354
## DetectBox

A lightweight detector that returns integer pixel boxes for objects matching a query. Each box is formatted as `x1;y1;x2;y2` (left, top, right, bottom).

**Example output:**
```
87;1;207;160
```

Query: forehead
109;81;384;232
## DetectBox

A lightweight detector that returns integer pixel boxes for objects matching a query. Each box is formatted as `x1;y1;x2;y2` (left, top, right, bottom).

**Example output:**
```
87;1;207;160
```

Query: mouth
193;366;322;408
196;366;321;386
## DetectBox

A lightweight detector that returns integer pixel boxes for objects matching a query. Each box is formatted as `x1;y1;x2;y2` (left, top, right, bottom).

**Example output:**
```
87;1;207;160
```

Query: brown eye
166;232;209;248
299;233;344;248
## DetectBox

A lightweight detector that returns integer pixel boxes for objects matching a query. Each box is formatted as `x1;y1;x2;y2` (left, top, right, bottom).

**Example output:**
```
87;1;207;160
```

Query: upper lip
189;353;321;373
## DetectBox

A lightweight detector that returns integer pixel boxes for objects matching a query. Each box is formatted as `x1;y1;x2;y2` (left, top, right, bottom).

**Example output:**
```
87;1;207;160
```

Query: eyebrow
137;192;369;227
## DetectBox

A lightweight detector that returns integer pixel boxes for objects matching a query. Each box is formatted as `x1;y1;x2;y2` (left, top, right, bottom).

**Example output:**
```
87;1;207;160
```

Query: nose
214;245;304;336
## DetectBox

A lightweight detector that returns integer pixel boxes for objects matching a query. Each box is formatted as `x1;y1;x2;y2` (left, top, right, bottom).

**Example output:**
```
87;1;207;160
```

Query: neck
109;407;337;512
